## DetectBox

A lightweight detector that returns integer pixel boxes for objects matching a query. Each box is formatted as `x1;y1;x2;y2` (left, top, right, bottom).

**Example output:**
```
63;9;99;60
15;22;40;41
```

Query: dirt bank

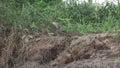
0;27;120;68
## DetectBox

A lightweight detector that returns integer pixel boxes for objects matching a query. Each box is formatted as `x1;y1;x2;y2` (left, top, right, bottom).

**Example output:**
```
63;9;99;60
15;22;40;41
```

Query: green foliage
0;0;120;33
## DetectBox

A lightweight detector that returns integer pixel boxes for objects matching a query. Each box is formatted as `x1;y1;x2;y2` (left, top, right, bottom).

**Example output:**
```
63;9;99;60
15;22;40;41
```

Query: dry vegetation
0;26;120;68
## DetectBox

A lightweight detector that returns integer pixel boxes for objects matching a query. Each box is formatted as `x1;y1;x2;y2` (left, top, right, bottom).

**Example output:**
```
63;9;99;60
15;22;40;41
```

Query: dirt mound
25;37;71;64
52;33;117;65
64;58;120;68
0;27;120;68
17;33;120;68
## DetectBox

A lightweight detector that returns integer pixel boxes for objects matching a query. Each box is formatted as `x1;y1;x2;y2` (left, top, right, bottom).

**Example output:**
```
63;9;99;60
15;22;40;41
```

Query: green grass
0;0;120;34
63;22;120;34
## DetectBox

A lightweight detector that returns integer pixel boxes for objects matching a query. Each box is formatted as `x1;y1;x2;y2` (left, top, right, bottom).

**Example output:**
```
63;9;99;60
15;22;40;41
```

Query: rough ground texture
0;27;120;68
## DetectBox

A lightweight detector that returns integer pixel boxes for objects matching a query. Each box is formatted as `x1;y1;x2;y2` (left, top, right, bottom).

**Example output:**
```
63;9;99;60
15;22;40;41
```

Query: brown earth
0;27;120;68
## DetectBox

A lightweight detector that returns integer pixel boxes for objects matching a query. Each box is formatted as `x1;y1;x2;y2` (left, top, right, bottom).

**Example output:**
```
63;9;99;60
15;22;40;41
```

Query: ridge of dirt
64;58;120;68
0;27;120;68
52;33;116;66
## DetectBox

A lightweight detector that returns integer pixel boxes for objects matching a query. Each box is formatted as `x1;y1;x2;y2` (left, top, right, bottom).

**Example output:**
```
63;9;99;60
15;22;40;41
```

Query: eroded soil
0;27;120;68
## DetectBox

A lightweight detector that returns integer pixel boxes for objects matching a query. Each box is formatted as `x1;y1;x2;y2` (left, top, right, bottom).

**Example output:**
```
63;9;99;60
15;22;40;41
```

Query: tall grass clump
56;0;120;33
0;0;62;32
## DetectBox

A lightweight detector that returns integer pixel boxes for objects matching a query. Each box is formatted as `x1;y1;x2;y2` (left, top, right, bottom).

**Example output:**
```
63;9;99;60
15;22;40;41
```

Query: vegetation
0;0;120;34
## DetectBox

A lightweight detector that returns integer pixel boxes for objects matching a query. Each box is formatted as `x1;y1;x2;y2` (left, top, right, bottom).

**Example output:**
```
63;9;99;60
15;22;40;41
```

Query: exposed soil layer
0;27;120;68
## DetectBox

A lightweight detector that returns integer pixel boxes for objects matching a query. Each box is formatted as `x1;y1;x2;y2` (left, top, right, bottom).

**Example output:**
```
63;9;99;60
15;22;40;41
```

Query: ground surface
0;27;120;68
